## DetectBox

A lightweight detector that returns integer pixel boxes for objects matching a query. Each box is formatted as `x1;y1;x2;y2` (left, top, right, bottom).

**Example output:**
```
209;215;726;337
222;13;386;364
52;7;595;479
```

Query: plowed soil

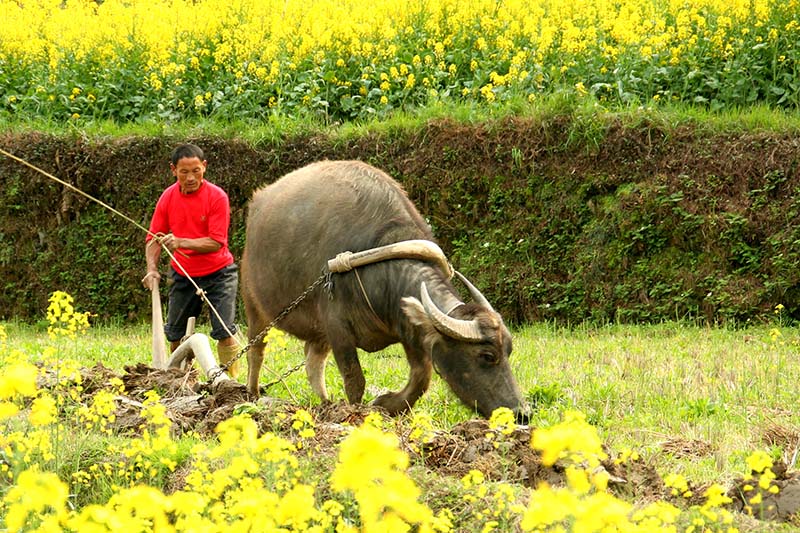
41;362;800;526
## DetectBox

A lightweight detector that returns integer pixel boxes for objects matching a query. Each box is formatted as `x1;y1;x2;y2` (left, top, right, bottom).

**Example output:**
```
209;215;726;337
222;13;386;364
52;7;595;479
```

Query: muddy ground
38;361;800;527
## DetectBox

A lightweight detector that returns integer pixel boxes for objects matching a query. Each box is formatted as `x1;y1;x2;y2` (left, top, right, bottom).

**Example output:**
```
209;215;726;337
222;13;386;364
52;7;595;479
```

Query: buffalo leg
373;344;432;415
246;340;265;397
305;340;331;401
243;287;268;397
330;345;366;404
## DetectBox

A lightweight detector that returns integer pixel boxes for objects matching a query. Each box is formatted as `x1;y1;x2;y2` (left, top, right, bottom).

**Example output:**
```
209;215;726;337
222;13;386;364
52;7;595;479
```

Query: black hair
170;143;205;165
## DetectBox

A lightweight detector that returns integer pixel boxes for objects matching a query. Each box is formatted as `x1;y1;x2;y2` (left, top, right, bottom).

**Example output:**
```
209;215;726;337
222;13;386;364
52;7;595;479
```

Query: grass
5;317;800;531
5;317;798;489
4;97;800;148
514;322;800;484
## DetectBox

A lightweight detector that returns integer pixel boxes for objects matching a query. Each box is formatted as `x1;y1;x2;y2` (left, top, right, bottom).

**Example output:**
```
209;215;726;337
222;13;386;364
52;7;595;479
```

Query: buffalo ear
401;296;436;335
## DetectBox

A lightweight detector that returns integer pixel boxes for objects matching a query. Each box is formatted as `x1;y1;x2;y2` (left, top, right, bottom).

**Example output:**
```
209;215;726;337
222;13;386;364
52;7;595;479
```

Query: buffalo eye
479;351;498;365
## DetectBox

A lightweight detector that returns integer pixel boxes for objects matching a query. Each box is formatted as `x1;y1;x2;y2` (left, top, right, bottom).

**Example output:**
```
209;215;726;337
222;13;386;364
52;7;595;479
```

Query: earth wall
2;116;800;325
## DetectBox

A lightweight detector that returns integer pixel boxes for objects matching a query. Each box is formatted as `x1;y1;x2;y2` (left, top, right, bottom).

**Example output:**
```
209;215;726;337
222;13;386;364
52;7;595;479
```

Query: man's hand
142;270;161;290
158;233;181;252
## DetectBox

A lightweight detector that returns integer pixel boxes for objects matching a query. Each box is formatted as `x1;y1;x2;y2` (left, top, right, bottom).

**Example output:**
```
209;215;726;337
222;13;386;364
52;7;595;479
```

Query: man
141;143;240;377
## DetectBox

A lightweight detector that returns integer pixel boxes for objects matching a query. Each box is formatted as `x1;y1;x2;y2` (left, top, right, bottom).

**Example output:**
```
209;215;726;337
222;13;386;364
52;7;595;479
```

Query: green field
12;318;799;482
3;316;798;531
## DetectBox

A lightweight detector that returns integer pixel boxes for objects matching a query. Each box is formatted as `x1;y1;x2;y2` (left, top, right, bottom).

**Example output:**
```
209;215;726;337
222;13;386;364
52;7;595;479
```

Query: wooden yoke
327;239;454;278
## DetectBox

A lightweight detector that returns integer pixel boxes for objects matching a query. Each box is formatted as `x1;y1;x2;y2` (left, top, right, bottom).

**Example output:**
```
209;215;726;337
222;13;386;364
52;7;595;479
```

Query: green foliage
681;398;725;421
3;107;800;326
526;382;567;410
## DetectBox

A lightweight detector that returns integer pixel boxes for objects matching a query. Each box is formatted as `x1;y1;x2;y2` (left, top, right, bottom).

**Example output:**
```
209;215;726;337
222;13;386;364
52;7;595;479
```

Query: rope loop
328;251;354;272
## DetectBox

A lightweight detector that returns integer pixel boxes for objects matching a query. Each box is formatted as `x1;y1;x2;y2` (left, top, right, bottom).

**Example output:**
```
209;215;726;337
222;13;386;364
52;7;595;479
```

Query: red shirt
146;180;234;277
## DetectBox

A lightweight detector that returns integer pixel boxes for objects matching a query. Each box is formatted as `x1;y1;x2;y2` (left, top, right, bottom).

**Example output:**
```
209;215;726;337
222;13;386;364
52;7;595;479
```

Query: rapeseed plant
462;469;526;531
679;484;737;532
291;408;316;440
531;409;607;467
664;472;694;499
77;389;118;434
523;409;741;532
739;450;781;517
28;394;57;427
0;359;38;401
1;0;798;123
45;291;91;339
485;406;516;449
408;410;437;457
3;468;69;532
0;292;783;532
331;419;443;531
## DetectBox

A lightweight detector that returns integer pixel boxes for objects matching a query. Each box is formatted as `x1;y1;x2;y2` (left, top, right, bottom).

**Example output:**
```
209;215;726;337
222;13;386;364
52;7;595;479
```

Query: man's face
171;156;207;194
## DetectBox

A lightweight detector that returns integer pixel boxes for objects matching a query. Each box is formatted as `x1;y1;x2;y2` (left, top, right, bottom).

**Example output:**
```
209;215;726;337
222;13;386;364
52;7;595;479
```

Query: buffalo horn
454;271;495;312
420;282;483;342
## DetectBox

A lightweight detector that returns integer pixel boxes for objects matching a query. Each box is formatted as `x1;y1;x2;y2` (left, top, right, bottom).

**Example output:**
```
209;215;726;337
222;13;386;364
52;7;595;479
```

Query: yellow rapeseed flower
331;422;436;529
46;291;91;339
480;83;495;101
291;408;316;439
409;411;436;452
703;483;733;508
664;472;694;498
520;482;576;529
746;450;773;474
0;401;19;419
275;484;318;528
29;393;57;427
565;466;592;495
531;410;606;467
4;468;69;531
0;361;38;400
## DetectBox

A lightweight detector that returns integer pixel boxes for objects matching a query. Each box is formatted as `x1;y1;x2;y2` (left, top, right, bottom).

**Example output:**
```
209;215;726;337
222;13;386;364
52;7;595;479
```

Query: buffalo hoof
372;393;412;416
515;410;531;425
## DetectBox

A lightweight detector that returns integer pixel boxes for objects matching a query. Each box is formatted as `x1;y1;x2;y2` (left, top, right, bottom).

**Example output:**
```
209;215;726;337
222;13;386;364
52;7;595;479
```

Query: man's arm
142;233;222;289
158;234;222;254
142;239;163;289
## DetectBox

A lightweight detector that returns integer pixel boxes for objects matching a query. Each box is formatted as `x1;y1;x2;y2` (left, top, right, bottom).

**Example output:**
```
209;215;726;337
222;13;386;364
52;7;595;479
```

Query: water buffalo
241;160;527;420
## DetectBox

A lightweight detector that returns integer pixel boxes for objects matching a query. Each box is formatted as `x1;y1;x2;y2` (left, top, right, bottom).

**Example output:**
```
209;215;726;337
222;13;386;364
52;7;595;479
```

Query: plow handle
151;280;167;369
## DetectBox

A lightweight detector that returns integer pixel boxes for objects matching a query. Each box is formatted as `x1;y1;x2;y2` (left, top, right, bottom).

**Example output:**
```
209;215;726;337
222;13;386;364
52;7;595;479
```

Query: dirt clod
48;363;800;524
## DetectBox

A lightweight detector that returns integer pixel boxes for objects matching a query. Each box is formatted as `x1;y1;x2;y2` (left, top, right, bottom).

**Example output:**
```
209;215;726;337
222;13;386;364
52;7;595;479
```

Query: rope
0;146;243;349
1;147;152;237
353;268;391;334
329;251;354;272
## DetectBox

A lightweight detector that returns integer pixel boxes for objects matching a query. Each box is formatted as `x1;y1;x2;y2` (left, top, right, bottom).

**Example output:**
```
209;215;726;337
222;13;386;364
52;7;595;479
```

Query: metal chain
258;360;307;392
207;271;330;386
